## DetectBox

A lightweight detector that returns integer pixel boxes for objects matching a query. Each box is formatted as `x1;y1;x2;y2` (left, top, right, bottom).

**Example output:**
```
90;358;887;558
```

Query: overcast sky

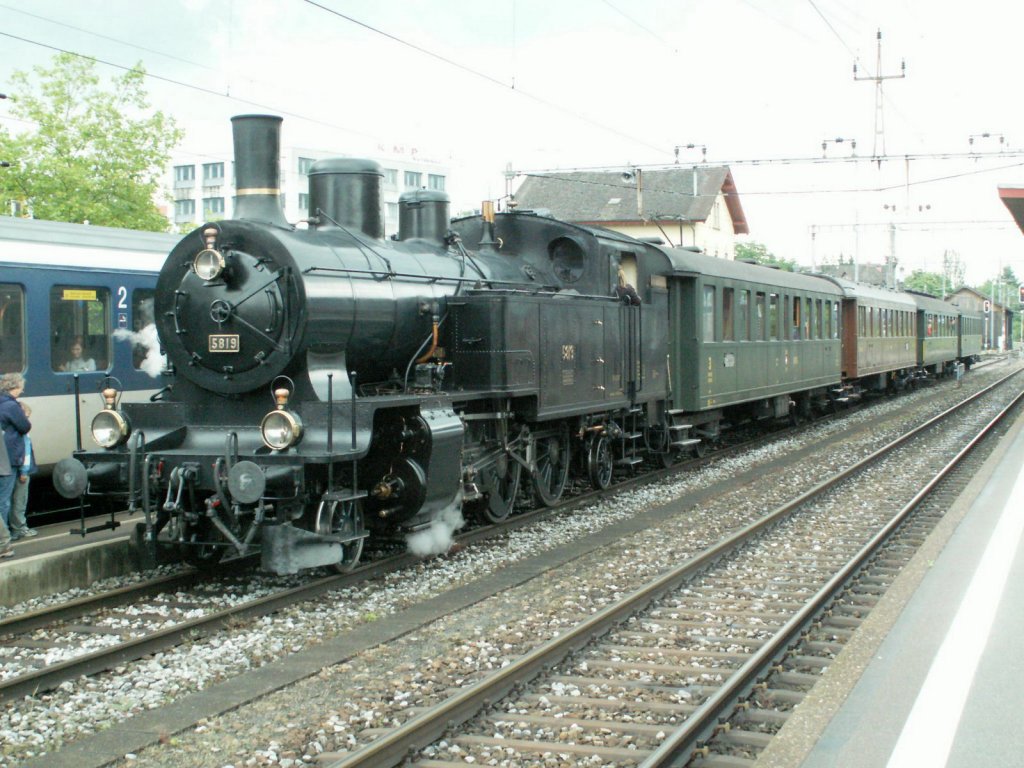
2;0;1023;287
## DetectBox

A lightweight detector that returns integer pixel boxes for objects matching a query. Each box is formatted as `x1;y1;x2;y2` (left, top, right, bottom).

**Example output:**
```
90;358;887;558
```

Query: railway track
315;369;1023;768
0;365;1016;766
0;392;855;702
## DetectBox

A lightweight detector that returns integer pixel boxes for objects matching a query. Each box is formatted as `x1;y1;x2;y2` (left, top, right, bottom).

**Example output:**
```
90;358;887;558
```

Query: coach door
841;298;858;378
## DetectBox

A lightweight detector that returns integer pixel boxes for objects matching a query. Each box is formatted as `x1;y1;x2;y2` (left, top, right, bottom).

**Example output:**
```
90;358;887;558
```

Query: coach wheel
315;497;365;573
181;518;226;568
587;434;614;490
532;425;571;507
476;453;522;523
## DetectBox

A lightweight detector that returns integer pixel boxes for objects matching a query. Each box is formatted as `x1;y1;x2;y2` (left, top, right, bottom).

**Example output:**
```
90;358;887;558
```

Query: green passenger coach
664;249;844;432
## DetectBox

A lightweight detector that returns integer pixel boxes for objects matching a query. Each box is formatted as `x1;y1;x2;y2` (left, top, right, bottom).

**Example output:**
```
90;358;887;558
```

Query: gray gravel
0;361;1016;767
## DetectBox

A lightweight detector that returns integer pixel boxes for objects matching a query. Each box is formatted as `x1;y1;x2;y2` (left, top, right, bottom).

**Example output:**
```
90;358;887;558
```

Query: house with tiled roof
512;166;749;259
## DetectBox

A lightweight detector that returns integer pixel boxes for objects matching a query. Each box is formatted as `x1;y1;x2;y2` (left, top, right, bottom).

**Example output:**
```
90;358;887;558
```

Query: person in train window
60;337;96;372
8;402;36;540
614;267;641;306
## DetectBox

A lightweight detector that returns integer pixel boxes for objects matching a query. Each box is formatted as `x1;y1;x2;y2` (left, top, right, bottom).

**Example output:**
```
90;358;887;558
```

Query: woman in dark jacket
0;372;30;550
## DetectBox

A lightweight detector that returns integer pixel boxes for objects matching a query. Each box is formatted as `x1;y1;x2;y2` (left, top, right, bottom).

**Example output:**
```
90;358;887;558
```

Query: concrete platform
757;405;1024;768
0;517;142;607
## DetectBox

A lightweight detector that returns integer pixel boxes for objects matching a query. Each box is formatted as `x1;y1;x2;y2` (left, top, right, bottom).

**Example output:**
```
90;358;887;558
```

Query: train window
702;285;716;342
755;292;766;340
50;286;110;373
768;293;779;341
738;290;750;341
131;290;157;370
858;306;865;335
804;298;812;340
549;238;585;283
815;299;823;339
790;296;800;340
832;302;839;339
0;284;26;373
723;288;735;341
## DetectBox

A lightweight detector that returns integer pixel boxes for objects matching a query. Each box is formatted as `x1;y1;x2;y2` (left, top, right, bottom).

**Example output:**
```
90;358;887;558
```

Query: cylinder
397;188;450;245
308;158;384;239
230;115;288;227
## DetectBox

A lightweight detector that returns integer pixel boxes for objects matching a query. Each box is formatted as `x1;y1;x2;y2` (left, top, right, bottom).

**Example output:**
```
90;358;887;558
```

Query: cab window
0;284;26;373
51;286;110;372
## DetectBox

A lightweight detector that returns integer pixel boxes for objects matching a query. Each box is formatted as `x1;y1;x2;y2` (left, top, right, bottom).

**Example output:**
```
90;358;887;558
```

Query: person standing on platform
0;416;13;558
0;373;31;554
9;402;37;540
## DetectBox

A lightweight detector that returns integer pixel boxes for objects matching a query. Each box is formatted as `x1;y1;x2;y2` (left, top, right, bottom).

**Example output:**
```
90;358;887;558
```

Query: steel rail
323;368;1022;768
641;381;1024;767
2;370;1011;706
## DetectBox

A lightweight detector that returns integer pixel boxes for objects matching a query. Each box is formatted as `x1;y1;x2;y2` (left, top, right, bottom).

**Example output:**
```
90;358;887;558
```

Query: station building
512;166;749;259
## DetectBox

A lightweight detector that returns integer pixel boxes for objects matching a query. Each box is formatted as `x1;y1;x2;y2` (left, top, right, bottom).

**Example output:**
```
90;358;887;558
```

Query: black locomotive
55;115;982;574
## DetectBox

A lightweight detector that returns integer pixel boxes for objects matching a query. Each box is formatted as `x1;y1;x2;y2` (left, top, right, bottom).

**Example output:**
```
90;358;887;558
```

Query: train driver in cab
615;266;641;306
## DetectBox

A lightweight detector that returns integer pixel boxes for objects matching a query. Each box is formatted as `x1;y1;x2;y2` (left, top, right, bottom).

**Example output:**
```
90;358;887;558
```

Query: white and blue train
0;216;173;495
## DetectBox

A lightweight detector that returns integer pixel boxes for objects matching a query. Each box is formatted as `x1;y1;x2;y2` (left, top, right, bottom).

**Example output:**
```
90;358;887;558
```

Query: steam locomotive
54;115;982;574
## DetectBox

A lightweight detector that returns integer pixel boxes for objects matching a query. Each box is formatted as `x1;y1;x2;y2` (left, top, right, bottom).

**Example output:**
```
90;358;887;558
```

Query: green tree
735;241;797;271
0;53;182;230
902;269;945;296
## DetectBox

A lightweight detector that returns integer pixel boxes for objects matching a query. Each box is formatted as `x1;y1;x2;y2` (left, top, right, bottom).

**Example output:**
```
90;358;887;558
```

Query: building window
203;162;225;183
404;171;422;189
298;157;315;175
428;174;446;191
175;199;195;218
174;165;195;183
385;169;398;187
298;193;309;211
203;197;225;217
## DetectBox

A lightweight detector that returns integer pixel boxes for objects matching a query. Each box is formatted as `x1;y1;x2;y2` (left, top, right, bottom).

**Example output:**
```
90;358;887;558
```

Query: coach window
702;285;716;342
738;290;750;341
723;287;735;342
0;284;26;373
790;296;800;340
131;289;157;371
769;293;779;341
50;286;110;372
755;292;766;340
814;299;822;339
832;301;840;339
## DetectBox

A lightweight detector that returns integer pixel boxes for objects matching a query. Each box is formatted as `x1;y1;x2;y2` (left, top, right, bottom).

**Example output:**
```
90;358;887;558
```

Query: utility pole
854;30;906;165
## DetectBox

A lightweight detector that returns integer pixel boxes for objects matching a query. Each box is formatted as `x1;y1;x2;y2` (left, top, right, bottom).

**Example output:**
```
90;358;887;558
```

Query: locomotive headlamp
91;387;130;448
260;388;303;450
193;248;226;280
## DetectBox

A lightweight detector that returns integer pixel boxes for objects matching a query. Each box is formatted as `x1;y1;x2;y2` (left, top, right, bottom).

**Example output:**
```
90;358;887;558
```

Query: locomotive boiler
55;114;675;573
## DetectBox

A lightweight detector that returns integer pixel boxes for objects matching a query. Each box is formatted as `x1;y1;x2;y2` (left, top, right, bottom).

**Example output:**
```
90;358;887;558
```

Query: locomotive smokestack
231;114;289;227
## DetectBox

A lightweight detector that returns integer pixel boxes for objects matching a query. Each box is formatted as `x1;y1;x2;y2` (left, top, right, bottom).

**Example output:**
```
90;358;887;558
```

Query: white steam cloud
406;495;465;557
113;323;166;378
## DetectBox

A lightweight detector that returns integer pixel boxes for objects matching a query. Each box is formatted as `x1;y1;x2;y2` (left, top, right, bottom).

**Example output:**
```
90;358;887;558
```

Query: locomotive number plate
208;334;240;353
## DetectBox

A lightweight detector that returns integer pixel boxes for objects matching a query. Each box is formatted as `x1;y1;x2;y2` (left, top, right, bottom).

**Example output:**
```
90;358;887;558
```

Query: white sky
2;0;1024;286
